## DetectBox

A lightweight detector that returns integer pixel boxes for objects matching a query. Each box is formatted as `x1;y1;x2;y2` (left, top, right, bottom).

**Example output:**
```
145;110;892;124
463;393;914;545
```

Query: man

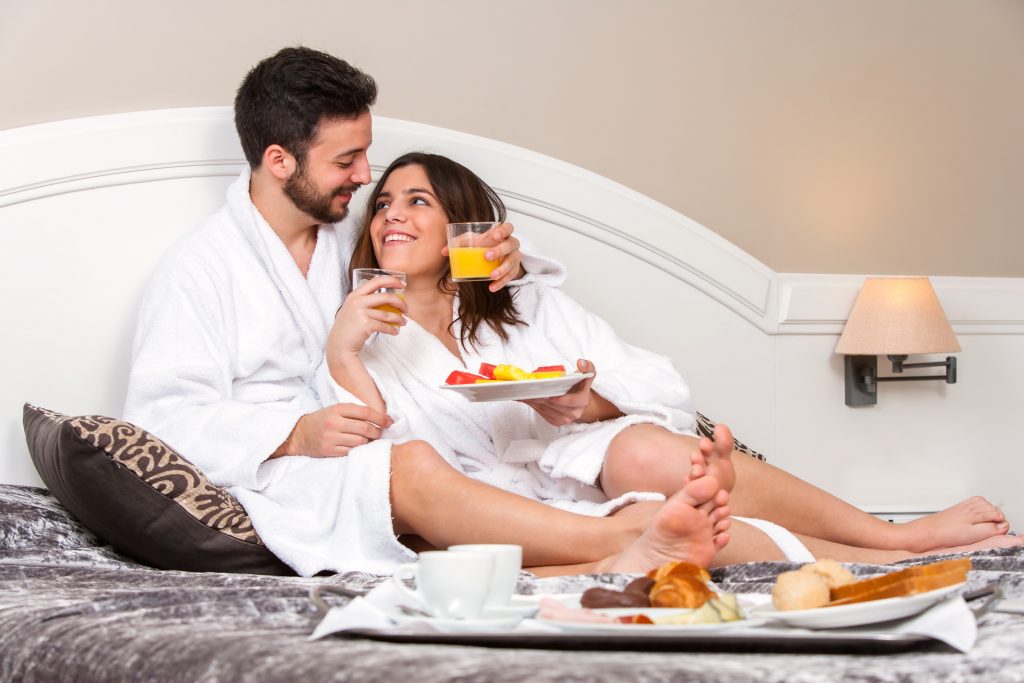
124;46;728;576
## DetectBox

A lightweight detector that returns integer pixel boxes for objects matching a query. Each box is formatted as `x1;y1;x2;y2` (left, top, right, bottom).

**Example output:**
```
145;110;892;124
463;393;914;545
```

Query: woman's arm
324;273;408;416
327;352;387;416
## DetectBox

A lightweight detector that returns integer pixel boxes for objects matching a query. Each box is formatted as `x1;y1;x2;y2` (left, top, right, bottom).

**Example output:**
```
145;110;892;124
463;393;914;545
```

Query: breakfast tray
319;585;999;655
340;625;935;654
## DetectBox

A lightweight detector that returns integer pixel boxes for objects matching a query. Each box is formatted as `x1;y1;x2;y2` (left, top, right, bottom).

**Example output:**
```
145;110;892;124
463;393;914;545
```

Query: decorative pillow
695;412;768;462
22;404;295;575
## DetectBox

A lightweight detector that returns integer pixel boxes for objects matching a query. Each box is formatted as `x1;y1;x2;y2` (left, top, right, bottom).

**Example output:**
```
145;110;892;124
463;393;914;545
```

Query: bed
2;108;1024;681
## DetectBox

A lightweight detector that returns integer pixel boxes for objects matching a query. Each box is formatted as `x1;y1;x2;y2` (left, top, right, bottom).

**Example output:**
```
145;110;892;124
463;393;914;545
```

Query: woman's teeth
384;234;415;244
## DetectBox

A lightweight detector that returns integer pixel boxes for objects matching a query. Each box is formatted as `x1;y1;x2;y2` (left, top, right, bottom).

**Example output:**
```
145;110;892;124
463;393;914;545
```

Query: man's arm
271;403;390;458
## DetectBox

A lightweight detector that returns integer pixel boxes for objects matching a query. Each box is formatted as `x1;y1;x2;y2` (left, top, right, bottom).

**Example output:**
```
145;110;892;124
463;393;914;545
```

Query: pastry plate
538;607;765;634
439;373;593;402
751;582;965;629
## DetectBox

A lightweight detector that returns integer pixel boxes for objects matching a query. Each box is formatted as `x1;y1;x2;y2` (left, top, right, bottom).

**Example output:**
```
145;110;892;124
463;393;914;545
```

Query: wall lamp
835;277;960;407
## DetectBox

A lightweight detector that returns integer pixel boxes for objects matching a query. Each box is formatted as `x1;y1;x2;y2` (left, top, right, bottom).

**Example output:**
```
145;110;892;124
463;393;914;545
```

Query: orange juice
450;247;500;281
376;293;406;326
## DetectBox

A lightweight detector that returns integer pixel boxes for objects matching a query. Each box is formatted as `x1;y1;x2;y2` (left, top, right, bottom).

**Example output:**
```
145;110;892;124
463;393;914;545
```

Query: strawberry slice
445;370;487;385
533;364;567;373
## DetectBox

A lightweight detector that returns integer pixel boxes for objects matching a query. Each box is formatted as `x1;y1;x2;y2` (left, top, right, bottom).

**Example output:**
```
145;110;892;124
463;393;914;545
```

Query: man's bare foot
893;497;1010;552
597;476;721;573
698;424;736;492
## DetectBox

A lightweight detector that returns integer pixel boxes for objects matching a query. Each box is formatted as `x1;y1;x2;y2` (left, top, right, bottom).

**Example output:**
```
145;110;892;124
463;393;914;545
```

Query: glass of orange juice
446;222;502;282
351;268;406;325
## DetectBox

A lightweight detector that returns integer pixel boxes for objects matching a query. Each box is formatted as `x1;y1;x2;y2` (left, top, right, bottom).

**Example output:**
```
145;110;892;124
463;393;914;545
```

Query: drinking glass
446;222;502;282
351;268;406;324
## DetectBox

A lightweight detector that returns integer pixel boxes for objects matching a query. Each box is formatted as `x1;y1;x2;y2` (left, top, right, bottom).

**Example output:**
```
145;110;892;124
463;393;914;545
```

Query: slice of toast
826;558;970;607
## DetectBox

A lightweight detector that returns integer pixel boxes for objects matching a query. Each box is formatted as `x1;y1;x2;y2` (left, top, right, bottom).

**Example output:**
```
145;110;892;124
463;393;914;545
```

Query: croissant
649;575;715;608
646;561;711;584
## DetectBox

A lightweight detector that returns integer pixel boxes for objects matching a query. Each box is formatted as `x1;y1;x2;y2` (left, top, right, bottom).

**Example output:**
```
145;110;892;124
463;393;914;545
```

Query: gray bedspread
2;484;1024;683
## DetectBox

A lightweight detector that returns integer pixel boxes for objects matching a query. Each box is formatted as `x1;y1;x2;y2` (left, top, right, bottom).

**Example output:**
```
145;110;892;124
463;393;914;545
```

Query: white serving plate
752;582;965;629
439;373;593;402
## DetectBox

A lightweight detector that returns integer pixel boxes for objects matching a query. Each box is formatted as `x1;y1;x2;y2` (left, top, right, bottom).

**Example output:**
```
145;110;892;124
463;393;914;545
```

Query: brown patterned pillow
22;404;294;575
695;412;768;462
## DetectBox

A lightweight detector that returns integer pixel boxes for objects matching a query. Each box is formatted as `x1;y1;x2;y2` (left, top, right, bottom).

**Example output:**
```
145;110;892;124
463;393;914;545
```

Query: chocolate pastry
580;586;651;609
623;576;655;596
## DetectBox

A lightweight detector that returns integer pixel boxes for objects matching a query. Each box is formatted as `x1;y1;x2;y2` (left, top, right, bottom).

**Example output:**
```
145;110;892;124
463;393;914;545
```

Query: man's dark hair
234;46;378;169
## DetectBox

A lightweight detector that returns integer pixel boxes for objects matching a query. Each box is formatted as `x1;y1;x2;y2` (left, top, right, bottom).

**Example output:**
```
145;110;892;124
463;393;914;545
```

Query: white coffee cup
391;551;495;619
447;544;522;607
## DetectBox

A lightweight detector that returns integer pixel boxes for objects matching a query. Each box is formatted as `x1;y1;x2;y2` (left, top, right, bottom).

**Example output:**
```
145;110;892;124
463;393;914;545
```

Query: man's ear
262;145;294;181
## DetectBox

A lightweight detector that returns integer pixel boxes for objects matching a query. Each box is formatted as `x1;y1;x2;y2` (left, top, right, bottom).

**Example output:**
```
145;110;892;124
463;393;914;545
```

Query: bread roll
771;570;830;611
800;558;856;589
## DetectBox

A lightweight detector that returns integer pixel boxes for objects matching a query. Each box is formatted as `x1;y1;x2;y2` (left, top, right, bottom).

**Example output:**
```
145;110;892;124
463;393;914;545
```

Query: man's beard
283;162;359;224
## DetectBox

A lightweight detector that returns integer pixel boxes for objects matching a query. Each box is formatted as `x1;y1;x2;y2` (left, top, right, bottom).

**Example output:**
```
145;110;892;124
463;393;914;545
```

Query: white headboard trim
1;107;778;331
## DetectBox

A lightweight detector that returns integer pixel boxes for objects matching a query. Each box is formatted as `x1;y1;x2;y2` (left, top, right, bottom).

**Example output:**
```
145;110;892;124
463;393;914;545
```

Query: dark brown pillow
22;404;294;575
695;412;768;462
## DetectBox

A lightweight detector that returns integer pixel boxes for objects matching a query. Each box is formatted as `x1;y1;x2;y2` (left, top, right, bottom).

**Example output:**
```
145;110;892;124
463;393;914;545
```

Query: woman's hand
328;274;407;358
520;359;621;426
442;222;524;292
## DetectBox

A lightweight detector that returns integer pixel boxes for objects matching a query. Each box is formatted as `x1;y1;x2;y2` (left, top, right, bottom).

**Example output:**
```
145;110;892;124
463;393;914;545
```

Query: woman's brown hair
350;152;525;350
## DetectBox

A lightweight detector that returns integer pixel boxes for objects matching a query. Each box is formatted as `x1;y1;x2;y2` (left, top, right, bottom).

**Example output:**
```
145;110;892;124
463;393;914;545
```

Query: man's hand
520;360;622;426
272;403;393;458
441;222;524;292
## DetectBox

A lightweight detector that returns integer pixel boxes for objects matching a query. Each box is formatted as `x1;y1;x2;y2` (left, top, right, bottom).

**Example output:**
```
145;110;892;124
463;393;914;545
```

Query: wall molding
777;274;1024;335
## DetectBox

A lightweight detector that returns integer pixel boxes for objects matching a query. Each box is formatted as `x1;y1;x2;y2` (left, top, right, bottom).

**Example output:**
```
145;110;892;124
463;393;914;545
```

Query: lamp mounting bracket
844;355;958;407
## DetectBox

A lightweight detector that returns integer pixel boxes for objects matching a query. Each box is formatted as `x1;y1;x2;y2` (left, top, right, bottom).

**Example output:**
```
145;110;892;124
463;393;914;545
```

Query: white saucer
480;603;539;619
389;612;524;632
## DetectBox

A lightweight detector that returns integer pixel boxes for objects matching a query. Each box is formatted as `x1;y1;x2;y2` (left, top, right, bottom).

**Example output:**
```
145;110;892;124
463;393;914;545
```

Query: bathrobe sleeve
124;244;314;490
510;235;567;287
530;283;696;433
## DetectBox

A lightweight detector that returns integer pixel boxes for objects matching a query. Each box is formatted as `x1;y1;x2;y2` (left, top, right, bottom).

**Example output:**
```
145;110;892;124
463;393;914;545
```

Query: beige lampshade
835;277;961;355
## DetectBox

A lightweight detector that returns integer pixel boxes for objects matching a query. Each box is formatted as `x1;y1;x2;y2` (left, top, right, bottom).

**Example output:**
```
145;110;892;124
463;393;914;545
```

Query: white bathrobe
123;170;561;576
320;281;698;518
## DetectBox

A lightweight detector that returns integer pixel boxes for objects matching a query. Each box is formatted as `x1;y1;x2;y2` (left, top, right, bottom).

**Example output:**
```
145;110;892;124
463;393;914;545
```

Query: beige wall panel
1;0;1022;276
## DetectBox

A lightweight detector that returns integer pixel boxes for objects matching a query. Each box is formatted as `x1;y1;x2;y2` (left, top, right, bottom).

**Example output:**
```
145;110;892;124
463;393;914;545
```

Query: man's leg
728;452;1011;553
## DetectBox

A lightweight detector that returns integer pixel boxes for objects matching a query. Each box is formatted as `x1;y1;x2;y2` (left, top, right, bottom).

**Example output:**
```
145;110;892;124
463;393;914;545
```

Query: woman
323;152;1020;568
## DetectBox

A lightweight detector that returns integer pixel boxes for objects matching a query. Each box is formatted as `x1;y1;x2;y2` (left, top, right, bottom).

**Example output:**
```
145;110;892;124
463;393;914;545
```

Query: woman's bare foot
699;424;737;492
893;497;1010;552
912;531;1024;558
597;475;722;573
688;450;731;550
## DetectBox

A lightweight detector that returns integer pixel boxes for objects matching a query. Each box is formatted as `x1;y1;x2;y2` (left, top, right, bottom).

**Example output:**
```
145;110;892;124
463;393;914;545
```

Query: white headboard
3;108;1023;528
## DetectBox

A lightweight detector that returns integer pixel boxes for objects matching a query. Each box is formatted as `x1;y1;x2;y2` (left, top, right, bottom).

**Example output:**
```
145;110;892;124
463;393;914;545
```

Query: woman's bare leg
711;518;1024;567
728;451;1010;552
389;441;728;575
600;423;736;498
